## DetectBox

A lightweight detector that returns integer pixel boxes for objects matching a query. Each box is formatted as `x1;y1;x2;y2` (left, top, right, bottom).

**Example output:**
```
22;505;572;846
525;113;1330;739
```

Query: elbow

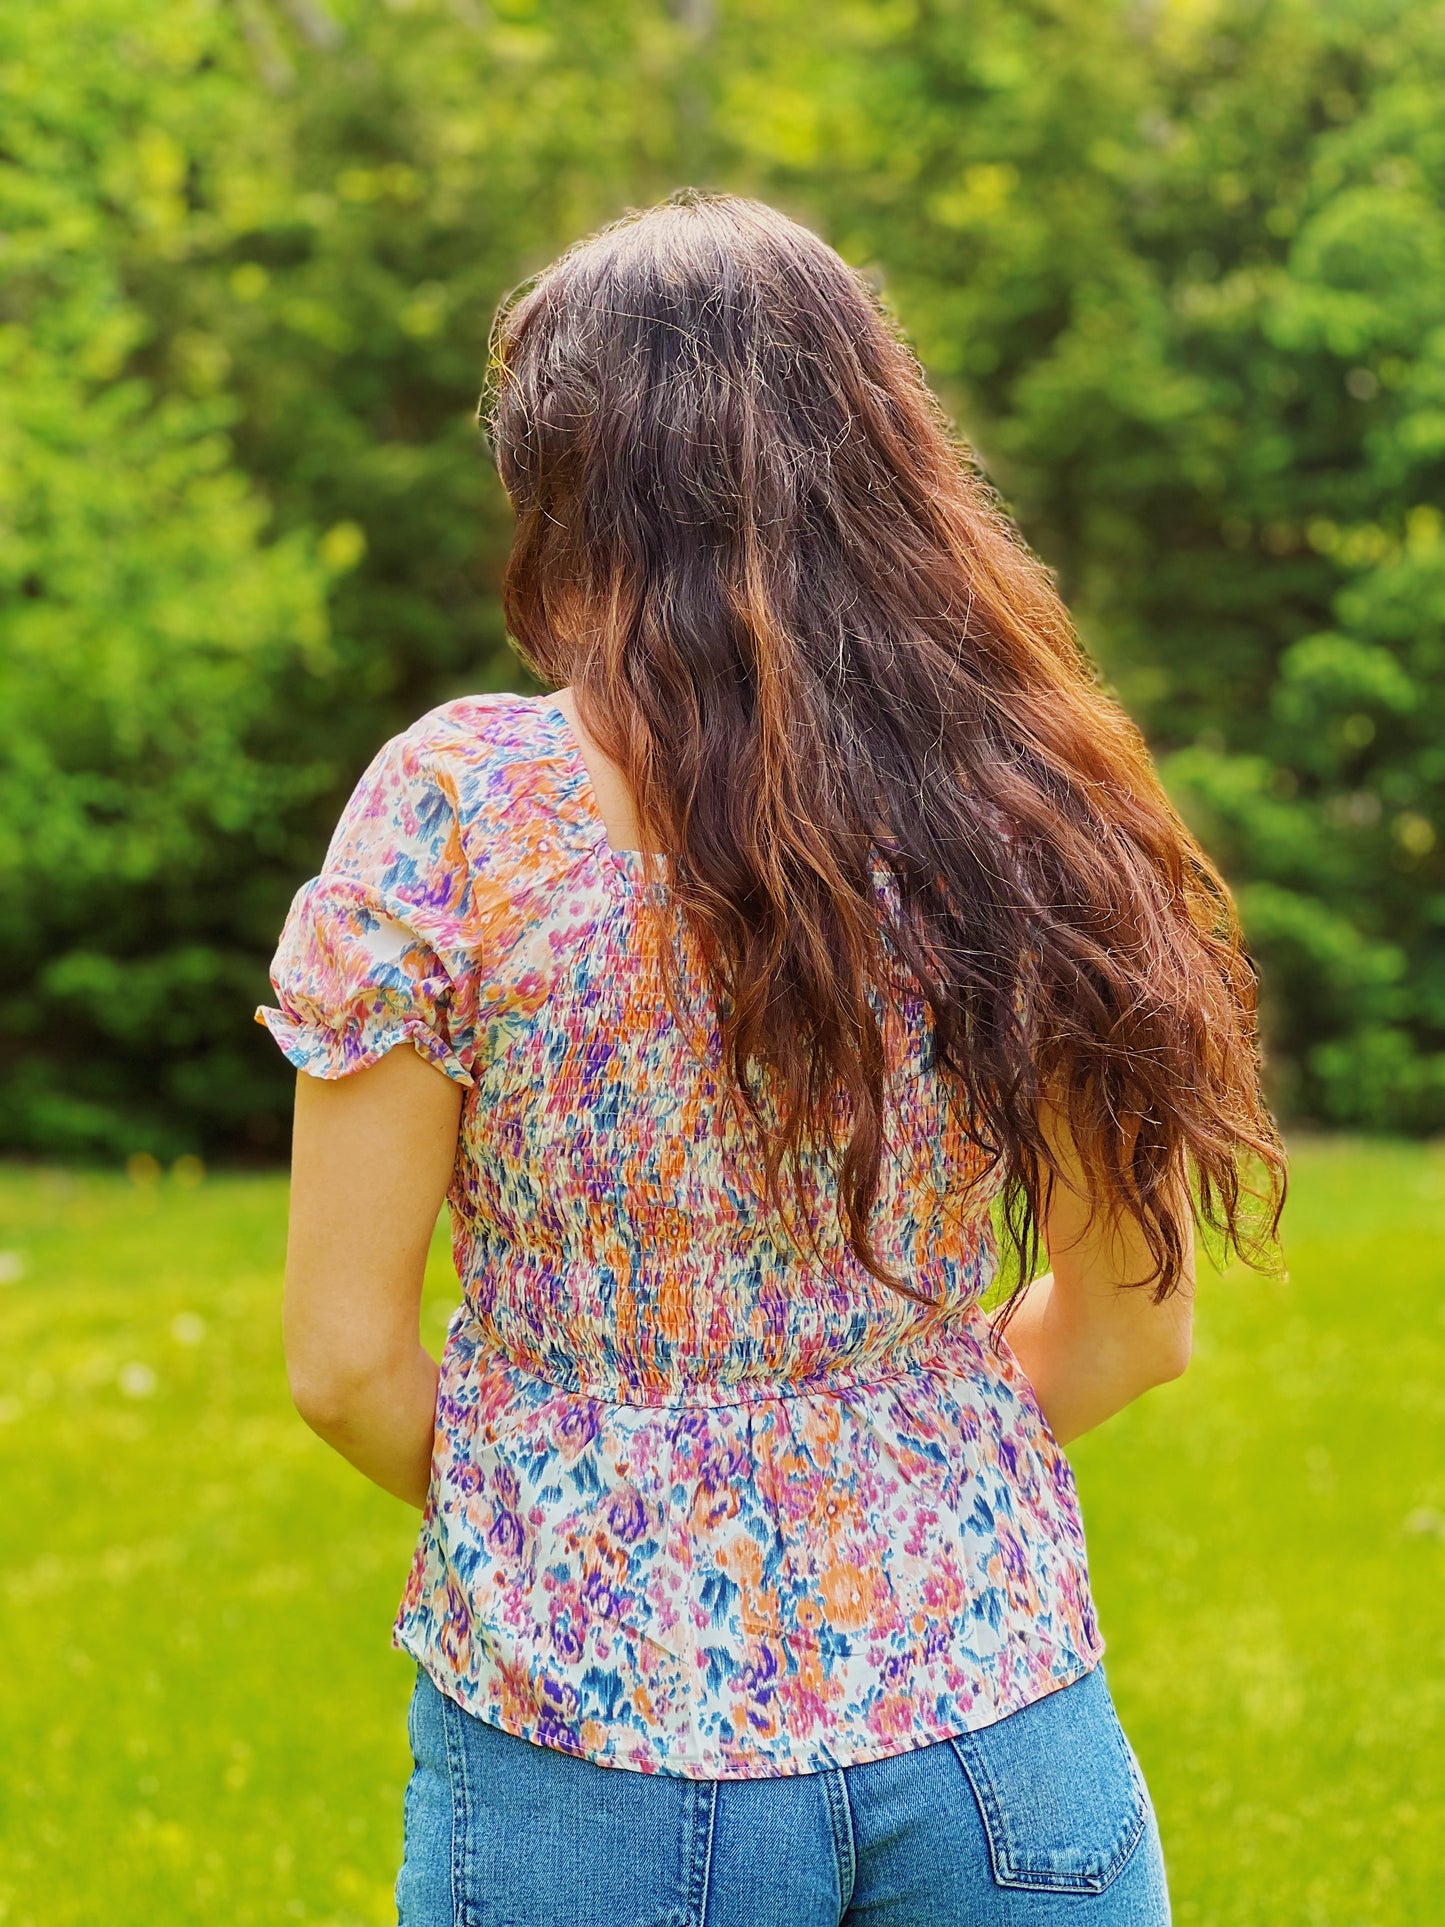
284;1299;411;1434
287;1353;376;1435
1147;1308;1194;1386
287;1360;347;1435
1151;1337;1192;1386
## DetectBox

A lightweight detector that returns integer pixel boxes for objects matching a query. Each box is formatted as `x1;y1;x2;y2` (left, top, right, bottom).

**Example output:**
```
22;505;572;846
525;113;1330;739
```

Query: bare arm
1000;1104;1195;1446
283;1045;464;1508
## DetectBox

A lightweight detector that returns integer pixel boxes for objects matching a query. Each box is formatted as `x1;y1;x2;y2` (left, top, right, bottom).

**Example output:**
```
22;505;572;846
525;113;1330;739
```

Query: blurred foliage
1;0;1442;1156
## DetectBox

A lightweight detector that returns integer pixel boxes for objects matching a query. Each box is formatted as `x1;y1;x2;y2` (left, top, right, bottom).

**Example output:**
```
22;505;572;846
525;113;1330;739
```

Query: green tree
3;0;1441;1155
0;0;703;1156
0;0;336;1155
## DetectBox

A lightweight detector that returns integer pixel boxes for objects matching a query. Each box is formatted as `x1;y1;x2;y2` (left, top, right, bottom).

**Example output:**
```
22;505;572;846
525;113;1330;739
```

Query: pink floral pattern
258;692;1104;1779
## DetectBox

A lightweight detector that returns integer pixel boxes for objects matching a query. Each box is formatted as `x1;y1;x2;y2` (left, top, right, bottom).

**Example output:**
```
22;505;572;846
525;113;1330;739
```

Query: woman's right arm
998;1103;1195;1446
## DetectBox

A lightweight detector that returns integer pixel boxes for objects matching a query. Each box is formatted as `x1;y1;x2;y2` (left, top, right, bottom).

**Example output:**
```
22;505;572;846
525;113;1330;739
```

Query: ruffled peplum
393;1306;1104;1780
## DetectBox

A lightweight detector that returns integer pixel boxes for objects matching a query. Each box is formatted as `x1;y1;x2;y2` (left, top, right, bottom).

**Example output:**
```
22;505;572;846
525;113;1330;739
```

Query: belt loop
686;1778;718;1925
824;1767;857;1915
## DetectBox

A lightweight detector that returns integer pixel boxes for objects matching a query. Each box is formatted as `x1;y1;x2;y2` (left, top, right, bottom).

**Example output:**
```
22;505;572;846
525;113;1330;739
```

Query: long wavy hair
484;189;1286;1311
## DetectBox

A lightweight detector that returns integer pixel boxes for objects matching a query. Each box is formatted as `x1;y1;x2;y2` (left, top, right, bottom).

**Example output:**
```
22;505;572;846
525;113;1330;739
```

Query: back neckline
533;693;899;891
536;697;671;886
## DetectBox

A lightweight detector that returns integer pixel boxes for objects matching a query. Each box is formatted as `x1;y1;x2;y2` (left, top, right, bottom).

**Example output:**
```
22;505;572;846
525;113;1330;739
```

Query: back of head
486;190;1285;1304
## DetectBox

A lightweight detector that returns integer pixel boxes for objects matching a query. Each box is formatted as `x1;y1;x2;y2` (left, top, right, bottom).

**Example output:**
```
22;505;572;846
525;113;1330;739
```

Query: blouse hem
393;1626;1108;1782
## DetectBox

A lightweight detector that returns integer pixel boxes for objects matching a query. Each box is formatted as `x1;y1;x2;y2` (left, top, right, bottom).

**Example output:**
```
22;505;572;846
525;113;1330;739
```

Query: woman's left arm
282;1044;464;1509
999;1101;1195;1446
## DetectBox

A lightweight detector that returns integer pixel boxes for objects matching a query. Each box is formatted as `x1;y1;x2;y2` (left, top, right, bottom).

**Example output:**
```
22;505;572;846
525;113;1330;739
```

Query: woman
259;191;1284;1926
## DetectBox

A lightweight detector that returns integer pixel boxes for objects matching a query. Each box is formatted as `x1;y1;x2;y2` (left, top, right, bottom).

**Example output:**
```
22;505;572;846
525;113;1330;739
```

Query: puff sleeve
256;720;482;1086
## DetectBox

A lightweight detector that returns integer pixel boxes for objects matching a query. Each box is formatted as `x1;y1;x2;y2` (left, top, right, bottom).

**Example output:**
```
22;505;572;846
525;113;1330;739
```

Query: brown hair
485;189;1285;1308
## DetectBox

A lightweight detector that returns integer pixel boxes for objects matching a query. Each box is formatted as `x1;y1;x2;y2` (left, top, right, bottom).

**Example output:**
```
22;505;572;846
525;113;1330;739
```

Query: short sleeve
255;722;481;1086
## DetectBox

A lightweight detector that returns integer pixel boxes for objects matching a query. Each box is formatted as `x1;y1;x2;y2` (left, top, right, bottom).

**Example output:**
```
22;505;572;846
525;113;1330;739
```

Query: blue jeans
395;1662;1170;1925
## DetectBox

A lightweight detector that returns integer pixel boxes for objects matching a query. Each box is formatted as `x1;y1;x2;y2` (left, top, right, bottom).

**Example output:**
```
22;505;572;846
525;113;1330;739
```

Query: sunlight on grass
1072;1137;1445;1925
0;1139;1441;1923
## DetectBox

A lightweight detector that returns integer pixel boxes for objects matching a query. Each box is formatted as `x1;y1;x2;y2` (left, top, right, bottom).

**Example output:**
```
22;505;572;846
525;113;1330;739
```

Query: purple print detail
605;1487;648;1543
554;1401;602;1453
485;1508;526;1558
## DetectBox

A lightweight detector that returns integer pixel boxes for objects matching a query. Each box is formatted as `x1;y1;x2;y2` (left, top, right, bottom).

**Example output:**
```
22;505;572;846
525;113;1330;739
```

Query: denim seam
1092;1702;1151;1893
438;1687;473;1927
948;1737;1017;1889
824;1768;857;1914
685;1779;717;1926
1114;1739;1153;1885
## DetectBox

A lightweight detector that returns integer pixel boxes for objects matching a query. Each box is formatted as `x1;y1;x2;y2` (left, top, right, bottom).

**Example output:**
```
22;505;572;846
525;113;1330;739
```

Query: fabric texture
394;1659;1169;1925
258;691;1106;1780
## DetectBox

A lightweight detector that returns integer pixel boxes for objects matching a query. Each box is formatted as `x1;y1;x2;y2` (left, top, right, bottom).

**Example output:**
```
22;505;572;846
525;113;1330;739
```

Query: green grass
0;1141;1441;1924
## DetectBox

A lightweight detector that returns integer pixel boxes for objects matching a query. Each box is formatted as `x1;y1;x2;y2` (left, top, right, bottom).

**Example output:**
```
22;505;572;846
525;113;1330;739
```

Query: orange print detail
818;1559;878;1631
657;1268;690;1346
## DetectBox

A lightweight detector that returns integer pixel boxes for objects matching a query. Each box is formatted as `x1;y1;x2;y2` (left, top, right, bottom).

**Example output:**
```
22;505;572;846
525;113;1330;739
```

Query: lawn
0;1139;1441;1925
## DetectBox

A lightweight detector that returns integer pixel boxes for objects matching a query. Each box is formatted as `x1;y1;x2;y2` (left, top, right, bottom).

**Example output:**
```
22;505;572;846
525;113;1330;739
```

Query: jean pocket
949;1665;1148;1895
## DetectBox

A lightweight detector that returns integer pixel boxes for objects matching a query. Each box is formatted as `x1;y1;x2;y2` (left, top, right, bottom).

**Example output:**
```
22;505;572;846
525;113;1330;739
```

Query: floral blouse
257;692;1104;1780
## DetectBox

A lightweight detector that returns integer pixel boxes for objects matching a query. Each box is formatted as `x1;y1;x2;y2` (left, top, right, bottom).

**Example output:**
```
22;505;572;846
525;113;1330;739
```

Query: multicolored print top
257;692;1104;1779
